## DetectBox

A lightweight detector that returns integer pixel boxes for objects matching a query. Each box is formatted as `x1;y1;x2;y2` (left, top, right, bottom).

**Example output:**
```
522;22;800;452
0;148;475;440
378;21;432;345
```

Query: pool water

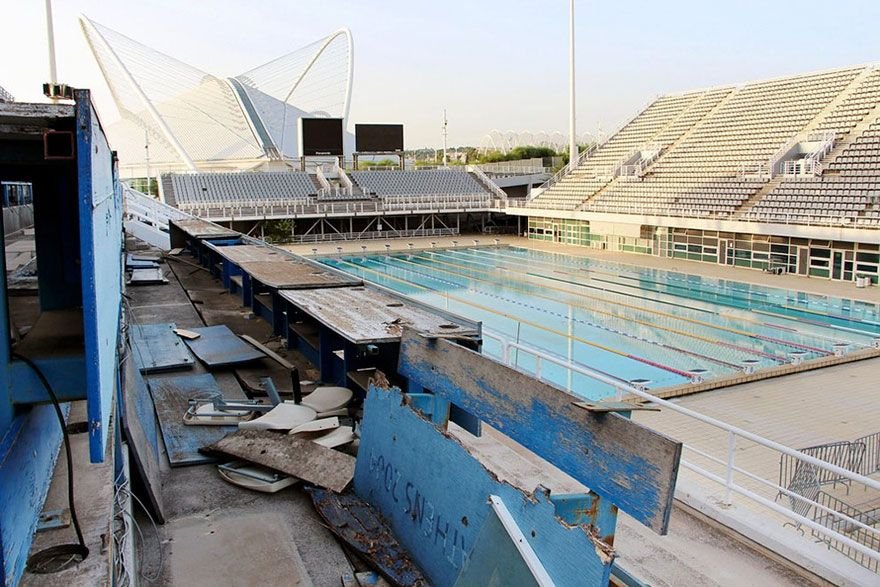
320;246;880;400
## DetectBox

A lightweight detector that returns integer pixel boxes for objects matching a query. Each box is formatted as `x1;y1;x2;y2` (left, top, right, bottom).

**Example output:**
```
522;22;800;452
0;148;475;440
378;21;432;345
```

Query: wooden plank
121;357;165;522
203;429;355;492
280;287;480;344
240;334;295;370
147;373;246;466
204;243;283;265
396;328;682;535
307;488;428;586
239;260;359;290
183;325;266;367
130;322;196;373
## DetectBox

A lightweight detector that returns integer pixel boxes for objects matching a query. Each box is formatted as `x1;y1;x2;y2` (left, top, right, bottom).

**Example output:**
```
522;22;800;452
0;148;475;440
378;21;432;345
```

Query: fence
479;329;880;573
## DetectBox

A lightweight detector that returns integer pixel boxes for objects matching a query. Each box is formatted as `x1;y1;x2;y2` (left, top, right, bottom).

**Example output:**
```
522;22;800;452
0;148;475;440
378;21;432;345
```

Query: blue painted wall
75;90;123;462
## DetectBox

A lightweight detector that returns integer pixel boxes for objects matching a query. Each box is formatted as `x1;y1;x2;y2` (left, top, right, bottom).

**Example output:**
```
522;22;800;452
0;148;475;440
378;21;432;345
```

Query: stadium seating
528;65;880;226
350;170;490;199
167;171;317;208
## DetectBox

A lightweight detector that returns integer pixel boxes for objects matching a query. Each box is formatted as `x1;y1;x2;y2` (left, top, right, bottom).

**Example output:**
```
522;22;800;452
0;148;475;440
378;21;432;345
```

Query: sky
1;0;879;149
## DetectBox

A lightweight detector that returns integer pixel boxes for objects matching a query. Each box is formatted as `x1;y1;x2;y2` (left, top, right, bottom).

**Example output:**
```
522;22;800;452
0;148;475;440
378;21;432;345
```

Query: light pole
569;0;577;167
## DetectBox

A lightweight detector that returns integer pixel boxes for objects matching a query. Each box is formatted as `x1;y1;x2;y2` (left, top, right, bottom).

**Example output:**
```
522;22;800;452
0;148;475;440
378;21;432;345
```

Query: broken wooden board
203;429;355;492
396;328;682;535
130;322;196;373
280;287;480;344
239;260;360;290
308;488;428;587
148;373;247;466
121;355;165;522
240;335;295;370
355;385;616;586
182;325;266;367
204;243;283;265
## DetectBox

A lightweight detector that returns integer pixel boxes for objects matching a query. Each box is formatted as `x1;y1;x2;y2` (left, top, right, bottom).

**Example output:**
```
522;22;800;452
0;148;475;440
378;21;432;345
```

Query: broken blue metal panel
355;385;615;586
130;322;196;373
396;329;682;535
76;89;124;462
182;325;265;367
148;373;241;466
549;493;617;544
0;403;70;585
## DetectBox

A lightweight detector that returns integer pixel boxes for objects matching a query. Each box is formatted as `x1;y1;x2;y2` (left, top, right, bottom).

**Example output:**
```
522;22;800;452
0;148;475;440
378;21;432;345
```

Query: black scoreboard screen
355;124;404;152
299;118;344;156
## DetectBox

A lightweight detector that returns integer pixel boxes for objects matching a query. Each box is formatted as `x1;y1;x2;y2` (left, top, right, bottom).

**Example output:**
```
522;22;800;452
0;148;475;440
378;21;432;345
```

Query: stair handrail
468;165;508;200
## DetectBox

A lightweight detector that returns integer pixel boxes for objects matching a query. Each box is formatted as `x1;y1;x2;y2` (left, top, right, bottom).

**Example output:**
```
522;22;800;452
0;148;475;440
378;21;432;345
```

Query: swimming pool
320;246;880;400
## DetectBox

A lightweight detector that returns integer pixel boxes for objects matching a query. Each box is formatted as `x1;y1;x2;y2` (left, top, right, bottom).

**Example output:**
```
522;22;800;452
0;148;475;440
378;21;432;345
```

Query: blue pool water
320;246;880;400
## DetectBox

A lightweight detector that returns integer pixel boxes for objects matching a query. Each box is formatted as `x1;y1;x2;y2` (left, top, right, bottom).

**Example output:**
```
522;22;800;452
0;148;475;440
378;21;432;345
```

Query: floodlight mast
44;0;58;94
442;109;448;166
569;0;578;166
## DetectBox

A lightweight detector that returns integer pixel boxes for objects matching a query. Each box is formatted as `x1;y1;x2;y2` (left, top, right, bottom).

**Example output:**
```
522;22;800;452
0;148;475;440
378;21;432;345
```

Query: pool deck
285;235;880;305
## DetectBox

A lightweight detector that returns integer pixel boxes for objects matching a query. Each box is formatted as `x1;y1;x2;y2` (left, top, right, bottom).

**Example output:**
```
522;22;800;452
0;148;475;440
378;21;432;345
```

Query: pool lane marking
394;254;780;364
379;255;763;369
464;248;880;334
333;257;698;379
418;251;831;357
502;245;880;316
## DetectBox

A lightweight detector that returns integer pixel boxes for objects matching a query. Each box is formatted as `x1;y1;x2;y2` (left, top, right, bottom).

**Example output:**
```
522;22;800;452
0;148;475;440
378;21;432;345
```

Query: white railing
480;329;880;572
468;165;509;200
123;186;190;230
738;161;772;180
315;164;333;191
530;145;596;199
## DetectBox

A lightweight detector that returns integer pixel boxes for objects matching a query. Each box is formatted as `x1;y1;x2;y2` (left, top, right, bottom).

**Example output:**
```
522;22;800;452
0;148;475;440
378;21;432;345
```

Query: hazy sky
2;0;879;148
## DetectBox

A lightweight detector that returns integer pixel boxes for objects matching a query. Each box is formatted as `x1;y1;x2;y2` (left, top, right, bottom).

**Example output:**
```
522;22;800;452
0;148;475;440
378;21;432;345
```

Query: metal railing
293;227;457;243
177;193;498;220
479;329;880;571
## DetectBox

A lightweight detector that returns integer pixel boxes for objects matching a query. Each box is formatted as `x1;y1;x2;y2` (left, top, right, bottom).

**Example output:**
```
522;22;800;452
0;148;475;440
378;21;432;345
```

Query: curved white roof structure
80;16;353;175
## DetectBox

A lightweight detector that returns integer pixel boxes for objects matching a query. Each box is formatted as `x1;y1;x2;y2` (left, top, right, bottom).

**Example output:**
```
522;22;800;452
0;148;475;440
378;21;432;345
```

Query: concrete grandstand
512;64;880;285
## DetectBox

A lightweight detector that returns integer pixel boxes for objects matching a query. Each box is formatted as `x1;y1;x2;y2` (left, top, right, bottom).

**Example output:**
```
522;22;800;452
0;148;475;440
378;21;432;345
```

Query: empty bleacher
167;171;317;209
528;65;880;226
350;169;490;199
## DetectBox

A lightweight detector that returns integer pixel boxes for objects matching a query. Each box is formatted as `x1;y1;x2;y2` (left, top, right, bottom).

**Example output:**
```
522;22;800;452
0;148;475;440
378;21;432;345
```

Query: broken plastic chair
290;417;340;434
217;461;298;493
297;386;353;418
184;375;284;426
238;403;317;431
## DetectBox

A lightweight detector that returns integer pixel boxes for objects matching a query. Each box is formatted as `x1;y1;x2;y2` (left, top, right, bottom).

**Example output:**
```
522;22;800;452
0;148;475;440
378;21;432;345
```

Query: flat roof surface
205;243;283;264
172;218;239;239
281;286;480;343
240;260;360;290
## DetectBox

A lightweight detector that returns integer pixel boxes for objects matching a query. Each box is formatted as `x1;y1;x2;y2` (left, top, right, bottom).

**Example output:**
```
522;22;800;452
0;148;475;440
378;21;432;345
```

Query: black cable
12;351;89;570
